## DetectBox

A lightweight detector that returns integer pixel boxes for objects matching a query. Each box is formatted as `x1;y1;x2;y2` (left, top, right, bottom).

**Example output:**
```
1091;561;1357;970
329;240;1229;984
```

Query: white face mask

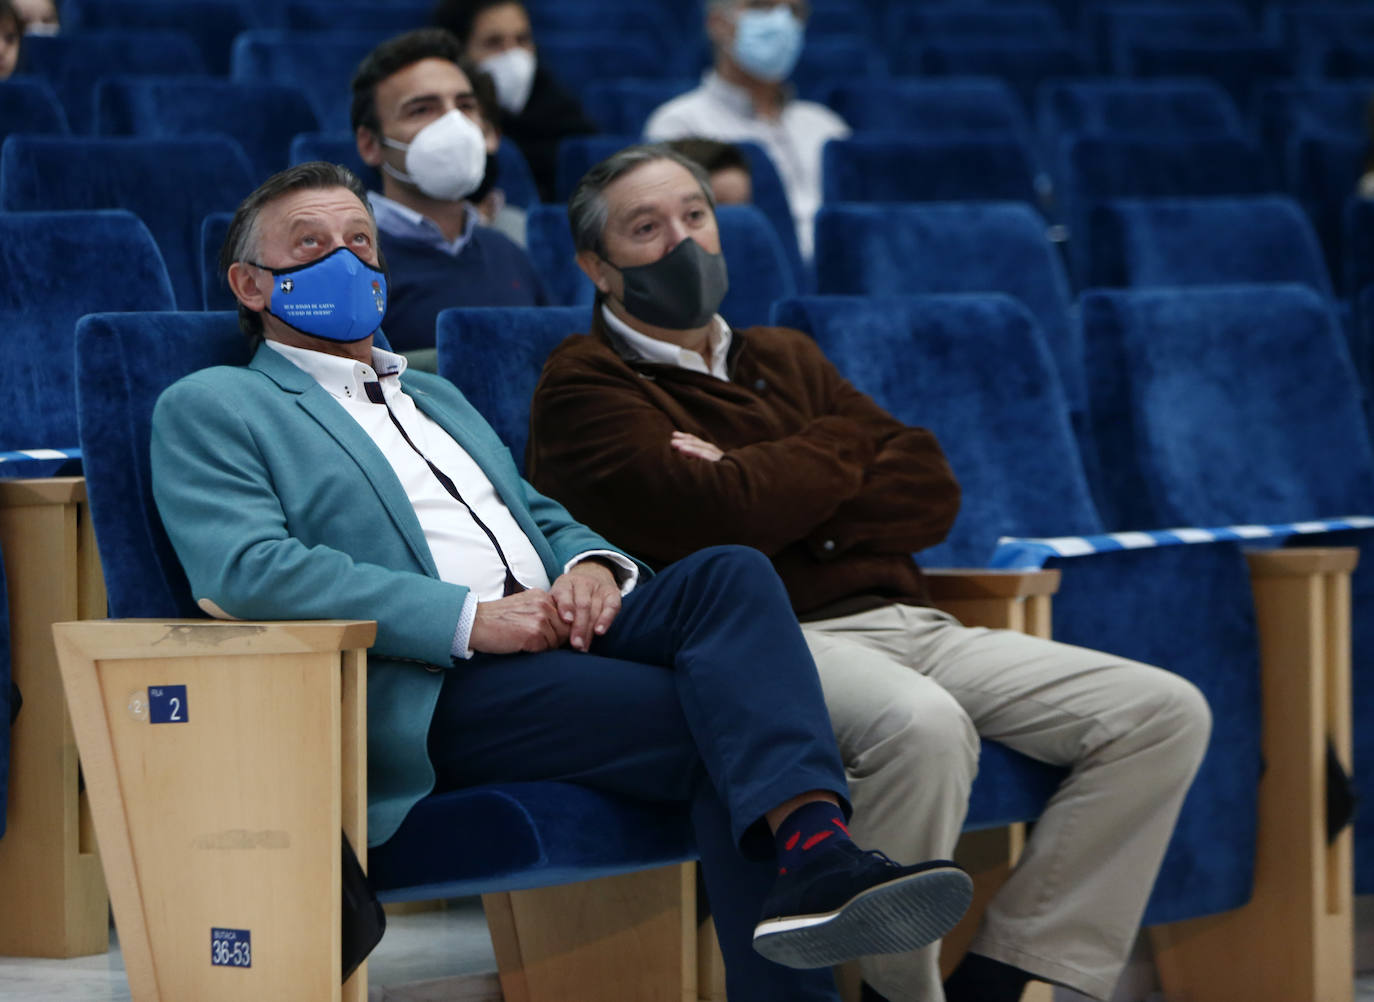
381;109;488;202
480;46;536;115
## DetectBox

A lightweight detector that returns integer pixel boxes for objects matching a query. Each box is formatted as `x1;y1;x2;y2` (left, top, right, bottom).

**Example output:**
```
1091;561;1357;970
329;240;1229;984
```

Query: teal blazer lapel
249;346;440;577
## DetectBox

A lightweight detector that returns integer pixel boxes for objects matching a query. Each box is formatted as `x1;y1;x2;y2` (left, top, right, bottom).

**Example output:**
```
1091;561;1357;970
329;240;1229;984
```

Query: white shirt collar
264;339;408;404
600;304;733;381
368;191;479;257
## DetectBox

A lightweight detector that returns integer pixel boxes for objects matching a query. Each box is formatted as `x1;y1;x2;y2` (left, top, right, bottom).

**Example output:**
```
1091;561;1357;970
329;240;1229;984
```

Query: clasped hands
469;560;621;655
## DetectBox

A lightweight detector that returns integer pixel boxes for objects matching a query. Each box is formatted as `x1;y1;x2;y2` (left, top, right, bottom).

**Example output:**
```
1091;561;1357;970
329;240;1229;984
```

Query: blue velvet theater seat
199;212;234;312
1055;133;1270;284
0;210;174;462
1075;284;1374;891
62;0;255;76
903;40;1089;112
283;0;429;32
790;37;884;103
73;309;696;901
812;202;1080;414
526;5;676;63
18;31;206;134
1036;78;1245;145
771;293;1264;924
288;132;378;189
1086;195;1332;295
0;78;69;140
0;135;256;309
1285;131;1367;294
94;75;319;183
535;34;681;100
1255;80;1371;167
1344;196;1374;305
525;205;589;308
1269;4;1374;76
581;78;697;137
1081;2;1256;73
1118;42;1290;108
231;31;379;135
827;77;1032;141
821;135;1041;205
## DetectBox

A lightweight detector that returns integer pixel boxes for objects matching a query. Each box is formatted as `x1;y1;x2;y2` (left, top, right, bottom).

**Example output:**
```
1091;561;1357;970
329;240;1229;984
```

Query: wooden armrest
0;475;87;507
923;568;1061;600
52;617;376;1002
1245;546;1359;577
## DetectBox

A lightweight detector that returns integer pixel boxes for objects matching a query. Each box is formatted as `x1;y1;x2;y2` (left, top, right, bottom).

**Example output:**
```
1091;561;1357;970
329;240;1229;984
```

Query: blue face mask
254;246;388;343
732;6;805;83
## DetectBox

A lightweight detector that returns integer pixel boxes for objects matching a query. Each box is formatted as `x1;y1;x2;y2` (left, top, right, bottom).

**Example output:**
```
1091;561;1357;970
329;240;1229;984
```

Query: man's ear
356;125;384;168
226;261;269;313
576;249;614;295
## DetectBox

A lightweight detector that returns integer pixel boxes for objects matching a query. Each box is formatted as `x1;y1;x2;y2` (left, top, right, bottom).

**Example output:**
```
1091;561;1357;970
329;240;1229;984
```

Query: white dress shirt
601;305;733;381
265;340;636;658
644;70;851;260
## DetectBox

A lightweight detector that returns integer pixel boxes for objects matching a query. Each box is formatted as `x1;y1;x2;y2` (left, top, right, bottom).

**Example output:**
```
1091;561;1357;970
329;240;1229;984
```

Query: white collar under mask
381;109;488;202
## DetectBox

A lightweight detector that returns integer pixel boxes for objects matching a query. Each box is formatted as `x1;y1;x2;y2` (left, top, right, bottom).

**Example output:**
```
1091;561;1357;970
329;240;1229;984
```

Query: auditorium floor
0;895;1371;1001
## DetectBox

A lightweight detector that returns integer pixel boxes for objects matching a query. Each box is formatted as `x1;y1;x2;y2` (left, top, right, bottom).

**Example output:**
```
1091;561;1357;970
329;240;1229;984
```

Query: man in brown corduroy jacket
526;144;1213;1002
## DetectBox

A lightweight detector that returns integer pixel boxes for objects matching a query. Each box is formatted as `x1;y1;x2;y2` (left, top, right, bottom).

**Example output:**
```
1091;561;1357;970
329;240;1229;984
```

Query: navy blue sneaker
752;842;972;969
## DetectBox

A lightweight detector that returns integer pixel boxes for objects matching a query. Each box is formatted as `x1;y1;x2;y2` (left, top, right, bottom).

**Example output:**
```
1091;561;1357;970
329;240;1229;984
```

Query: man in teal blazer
149;161;971;1002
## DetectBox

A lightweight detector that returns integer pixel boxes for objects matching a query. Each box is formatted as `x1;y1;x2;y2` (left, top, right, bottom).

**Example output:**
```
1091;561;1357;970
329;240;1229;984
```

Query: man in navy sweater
352;29;547;353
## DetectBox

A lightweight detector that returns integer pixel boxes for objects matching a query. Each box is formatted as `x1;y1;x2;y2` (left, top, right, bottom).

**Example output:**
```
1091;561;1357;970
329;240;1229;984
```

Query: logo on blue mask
255;247;388;343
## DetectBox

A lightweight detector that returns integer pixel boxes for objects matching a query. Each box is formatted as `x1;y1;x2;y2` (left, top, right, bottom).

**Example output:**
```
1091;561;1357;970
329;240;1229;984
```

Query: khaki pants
801;604;1211;1002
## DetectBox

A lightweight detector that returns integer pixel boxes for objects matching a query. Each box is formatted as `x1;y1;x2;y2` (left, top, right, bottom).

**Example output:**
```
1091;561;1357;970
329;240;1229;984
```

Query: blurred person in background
11;0;55;34
0;0;22;79
668;137;754;205
645;0;848;259
433;0;597;202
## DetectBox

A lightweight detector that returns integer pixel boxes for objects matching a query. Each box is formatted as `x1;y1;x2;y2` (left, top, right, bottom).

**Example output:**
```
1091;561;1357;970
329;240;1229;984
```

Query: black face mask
470;152;500;204
605;237;730;330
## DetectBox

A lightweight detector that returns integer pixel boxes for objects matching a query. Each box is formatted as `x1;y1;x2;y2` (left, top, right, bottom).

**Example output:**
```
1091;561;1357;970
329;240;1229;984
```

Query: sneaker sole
751;864;973;970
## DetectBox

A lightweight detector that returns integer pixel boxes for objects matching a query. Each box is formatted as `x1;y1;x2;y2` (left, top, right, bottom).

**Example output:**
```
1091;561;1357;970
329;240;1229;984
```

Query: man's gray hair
219;161;377;344
567;143;717;257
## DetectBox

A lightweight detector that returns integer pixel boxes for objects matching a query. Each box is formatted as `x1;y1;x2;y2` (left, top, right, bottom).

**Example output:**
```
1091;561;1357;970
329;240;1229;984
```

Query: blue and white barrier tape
0;447;82;465
991;516;1374;570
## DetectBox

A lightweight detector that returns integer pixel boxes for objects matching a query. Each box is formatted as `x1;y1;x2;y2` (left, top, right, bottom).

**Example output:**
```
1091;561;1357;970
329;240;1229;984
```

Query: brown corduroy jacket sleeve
527;327;960;568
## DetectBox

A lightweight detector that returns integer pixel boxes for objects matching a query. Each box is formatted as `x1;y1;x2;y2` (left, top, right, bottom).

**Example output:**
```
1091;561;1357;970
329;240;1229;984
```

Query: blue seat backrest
494;138;539;210
74;311;245;618
905;40;1088;110
1082;2;1256;73
813;202;1080;412
19;31;205;134
0;77;69;140
1078;283;1374;530
1;135;256;309
822;134;1041;205
1344;195;1374;299
94;75;319;183
283;1;429;31
0;210;174;454
827;77;1031;140
554;134;640;204
1056;133;1270;284
790;36;884;104
890;5;1065;50
1284;130;1367;294
1037;77;1244;143
64;0;255;75
536;33;683;99
231;31;378;135
772;291;1265;923
1086;195;1332;296
434;306;591;471
525;204;589;308
581;78;697;136
288;131;378;189
1268;5;1374;76
1255;80;1372;164
200;211;234;311
1119;42;1290;109
772;294;1100;565
527;4;676;61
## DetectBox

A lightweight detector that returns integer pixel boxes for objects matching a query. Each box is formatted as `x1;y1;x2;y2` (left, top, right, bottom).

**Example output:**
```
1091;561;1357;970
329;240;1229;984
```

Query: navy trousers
427;545;848;1001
